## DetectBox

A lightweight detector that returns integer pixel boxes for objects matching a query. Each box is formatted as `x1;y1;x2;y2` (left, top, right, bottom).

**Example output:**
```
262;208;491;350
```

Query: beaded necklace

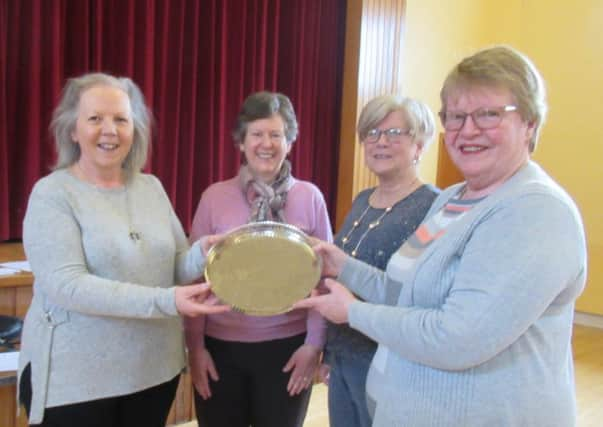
340;204;393;257
340;179;420;257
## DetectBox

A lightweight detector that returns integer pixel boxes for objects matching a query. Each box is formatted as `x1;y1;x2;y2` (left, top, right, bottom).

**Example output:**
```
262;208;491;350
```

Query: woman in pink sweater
184;91;333;427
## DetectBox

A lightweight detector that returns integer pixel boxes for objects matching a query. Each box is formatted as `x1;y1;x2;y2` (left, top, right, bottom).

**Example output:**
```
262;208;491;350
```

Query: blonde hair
51;72;151;176
440;45;547;152
357;94;436;150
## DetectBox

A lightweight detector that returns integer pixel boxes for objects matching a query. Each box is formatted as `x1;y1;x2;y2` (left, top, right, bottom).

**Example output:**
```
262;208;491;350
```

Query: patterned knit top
325;184;438;362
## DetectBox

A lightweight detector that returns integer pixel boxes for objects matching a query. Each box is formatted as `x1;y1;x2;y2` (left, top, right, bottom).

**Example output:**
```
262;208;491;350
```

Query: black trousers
20;364;180;427
195;334;312;427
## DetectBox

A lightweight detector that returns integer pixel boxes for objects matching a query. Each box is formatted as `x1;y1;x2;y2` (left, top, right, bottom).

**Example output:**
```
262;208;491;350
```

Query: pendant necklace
74;162;141;243
125;187;141;243
340;204;393;257
340;179;420;257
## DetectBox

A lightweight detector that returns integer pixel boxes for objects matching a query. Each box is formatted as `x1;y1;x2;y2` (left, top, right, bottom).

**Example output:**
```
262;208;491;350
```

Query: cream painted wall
402;0;603;314
515;1;603;314
401;0;490;183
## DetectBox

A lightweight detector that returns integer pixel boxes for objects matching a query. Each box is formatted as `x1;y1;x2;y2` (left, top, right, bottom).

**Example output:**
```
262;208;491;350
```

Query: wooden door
435;133;464;189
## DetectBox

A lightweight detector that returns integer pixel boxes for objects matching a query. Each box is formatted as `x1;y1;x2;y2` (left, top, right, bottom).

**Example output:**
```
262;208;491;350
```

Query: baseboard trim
574;311;603;329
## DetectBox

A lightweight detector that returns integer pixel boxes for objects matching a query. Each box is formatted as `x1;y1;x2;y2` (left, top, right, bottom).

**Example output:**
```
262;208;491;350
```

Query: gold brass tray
205;221;322;316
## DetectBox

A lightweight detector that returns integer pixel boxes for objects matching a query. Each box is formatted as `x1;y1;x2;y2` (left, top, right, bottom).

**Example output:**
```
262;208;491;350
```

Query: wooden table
0;243;33;317
0;242;31;427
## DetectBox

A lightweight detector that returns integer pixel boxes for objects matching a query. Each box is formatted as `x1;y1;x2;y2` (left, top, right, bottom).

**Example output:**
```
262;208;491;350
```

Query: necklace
340;179;421;257
73;162;141;243
125;188;141;243
340;204;393;257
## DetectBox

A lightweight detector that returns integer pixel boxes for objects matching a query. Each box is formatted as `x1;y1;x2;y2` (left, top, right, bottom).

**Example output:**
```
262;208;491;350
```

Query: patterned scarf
239;160;294;223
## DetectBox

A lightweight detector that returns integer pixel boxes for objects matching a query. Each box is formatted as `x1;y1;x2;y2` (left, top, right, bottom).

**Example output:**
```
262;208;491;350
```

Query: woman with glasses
295;45;586;426
184;91;333;427
323;95;438;427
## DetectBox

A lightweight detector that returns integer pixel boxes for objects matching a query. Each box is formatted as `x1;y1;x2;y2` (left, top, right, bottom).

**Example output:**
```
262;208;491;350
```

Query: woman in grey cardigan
18;73;228;426
295;46;587;426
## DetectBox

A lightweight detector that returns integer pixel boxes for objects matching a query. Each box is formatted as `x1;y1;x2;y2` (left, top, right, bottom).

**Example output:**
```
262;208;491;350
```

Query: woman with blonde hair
296;46;586;426
324;94;438;427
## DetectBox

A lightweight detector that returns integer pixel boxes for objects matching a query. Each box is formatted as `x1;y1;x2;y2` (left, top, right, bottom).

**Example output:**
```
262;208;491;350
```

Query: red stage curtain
0;0;345;240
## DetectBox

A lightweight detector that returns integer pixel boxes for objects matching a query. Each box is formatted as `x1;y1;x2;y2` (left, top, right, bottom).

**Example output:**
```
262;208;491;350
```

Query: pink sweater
190;176;333;348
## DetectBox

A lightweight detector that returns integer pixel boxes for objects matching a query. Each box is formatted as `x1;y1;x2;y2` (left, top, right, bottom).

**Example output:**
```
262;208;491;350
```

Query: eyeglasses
364;128;412;144
438;105;518;131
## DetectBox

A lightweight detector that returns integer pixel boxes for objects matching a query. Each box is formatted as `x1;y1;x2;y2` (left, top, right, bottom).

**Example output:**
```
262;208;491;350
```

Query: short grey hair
51;72;151;175
440;45;547;152
232;91;298;145
357;94;436;150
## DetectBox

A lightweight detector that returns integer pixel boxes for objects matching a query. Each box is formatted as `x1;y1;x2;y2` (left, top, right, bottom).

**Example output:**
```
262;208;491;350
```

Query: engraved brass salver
205;221;322;316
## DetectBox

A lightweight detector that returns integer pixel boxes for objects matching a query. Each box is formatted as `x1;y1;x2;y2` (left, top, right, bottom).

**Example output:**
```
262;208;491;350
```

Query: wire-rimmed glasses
438;105;518;131
363;128;412;144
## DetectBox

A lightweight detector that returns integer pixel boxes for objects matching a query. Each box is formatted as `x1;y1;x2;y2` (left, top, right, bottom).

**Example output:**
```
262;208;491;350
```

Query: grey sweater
19;170;205;423
340;162;587;426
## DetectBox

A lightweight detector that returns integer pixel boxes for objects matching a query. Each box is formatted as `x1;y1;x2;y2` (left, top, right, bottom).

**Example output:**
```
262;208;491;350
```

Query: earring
413;157;419;165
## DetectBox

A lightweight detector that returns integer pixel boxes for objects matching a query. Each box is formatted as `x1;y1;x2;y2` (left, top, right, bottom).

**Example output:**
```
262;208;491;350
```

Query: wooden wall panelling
336;0;407;229
0;386;15;427
435;134;464;188
166;372;195;425
335;0;362;229
0;387;28;427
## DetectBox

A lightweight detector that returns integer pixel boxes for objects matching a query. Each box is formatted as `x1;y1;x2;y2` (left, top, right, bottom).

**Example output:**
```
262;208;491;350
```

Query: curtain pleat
0;0;7;238
0;0;345;239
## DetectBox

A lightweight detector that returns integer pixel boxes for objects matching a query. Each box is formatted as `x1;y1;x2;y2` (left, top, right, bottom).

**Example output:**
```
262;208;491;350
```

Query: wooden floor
572;324;603;426
176;384;328;427
177;324;603;427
